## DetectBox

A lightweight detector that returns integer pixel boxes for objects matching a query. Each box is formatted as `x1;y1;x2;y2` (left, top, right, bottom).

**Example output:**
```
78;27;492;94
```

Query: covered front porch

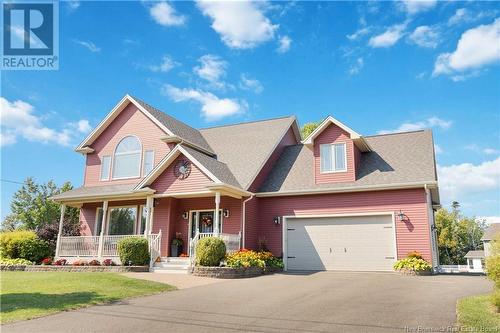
54;189;244;266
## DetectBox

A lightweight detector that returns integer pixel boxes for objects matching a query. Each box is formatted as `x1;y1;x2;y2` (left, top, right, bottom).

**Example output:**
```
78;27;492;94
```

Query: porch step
153;257;190;274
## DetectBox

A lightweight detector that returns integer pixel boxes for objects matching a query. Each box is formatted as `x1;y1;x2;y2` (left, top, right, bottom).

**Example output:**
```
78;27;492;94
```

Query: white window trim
187;209;224;240
94;207;103;235
100;155;111;181
142;150;155;177
320;142;347;174
138;205;147;235
112;135;143;180
106;205;139;235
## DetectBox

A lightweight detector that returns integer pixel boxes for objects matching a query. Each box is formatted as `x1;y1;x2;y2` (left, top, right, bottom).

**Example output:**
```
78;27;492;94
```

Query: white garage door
286;215;396;271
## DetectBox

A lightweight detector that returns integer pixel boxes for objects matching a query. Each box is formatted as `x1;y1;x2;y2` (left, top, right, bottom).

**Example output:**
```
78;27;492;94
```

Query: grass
457;294;500;331
0;272;175;323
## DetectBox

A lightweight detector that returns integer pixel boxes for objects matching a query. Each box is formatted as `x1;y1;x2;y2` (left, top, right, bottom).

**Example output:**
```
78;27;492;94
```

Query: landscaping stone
0;265;149;272
396;268;433;276
192;266;264;278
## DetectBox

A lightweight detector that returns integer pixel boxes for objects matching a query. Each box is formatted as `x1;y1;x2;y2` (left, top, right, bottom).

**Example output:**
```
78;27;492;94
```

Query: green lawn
457;294;500;331
0;272;175;323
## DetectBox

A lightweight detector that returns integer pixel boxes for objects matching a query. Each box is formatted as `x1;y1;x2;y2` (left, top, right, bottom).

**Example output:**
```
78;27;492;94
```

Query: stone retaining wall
0;265;149;272
192;266;282;278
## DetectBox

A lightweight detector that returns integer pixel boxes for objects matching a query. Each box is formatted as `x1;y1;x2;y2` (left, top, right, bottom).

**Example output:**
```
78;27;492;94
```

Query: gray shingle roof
51;184;152;201
200;116;297;189
132;96;215;154
482;223;500;241
181;145;241;188
259;130;437;193
464;250;485;259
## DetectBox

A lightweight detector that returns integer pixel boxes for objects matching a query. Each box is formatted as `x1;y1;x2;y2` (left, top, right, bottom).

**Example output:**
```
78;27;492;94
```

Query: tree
1;177;80;232
300;122;320;139
435;204;486;264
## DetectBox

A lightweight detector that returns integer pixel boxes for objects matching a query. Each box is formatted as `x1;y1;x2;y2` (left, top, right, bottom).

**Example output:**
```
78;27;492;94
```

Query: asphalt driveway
3;272;492;333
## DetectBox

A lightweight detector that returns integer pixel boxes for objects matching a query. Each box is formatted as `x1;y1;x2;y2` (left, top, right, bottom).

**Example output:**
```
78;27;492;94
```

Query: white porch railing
437;265;470;273
57;233;162;267
189;232;241;266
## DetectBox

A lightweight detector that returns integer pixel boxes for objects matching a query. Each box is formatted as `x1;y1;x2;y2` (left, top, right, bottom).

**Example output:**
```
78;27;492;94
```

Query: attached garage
285;214;396;271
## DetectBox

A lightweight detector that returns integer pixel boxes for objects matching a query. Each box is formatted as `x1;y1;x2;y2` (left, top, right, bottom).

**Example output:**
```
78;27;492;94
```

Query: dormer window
320;143;347;173
112;136;142;179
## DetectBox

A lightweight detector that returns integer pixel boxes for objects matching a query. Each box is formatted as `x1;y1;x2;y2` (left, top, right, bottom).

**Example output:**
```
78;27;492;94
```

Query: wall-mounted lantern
273;216;281;225
182;211;189;220
223;209;230;218
397;210;405;222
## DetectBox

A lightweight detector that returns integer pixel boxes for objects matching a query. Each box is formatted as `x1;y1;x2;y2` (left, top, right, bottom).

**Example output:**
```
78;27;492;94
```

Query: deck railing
57;233;161;265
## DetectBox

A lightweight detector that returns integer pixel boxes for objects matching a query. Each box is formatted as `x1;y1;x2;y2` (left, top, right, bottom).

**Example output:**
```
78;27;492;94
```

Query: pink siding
314;123;356;184
244;197;260;249
84;103;172;186
248;127;298;192
253;188;432;262
151;197;176;256
150;155;213;194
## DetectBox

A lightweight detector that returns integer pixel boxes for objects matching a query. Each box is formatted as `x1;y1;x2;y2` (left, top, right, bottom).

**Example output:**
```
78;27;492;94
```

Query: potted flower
170;232;184;257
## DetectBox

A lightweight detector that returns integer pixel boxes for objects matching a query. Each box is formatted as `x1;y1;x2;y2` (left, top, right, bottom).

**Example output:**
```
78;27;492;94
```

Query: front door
190;210;215;238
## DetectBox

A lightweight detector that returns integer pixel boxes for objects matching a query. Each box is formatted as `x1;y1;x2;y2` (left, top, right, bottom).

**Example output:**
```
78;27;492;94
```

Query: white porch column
144;196;154;235
214;192;221;235
97;201;108;258
55;204;66;257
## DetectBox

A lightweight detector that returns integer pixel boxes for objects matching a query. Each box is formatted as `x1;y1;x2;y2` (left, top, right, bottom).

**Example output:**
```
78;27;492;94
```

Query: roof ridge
199;115;295;130
364;129;429;138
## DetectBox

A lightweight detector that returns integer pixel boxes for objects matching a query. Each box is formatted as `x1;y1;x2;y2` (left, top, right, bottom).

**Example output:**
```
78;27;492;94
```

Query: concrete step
160;257;190;263
154;262;190;269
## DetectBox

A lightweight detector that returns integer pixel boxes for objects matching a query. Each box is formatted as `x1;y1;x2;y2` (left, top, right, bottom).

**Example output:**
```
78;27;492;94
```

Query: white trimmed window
100;155;111;181
320;143;347;173
112;136;142;179
143;150;154;176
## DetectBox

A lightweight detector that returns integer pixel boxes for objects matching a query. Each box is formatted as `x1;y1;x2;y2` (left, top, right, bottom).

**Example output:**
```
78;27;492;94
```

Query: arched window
112;136;142;179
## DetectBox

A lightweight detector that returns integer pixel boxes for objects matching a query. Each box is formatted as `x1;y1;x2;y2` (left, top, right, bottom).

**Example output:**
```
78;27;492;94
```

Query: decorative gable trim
302;116;372;152
75;94;174;153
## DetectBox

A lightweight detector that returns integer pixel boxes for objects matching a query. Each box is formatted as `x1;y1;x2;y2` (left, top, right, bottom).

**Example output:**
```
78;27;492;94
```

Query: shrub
88;259;101;266
393;257;432;272
0;257;33;266
41;257;52;265
0;230;38;258
72;260;88;266
117;237;150;266
53;259;67;266
196;237;226;267
486;233;500;310
102;259;115;266
17;237;51;263
36;220;80;255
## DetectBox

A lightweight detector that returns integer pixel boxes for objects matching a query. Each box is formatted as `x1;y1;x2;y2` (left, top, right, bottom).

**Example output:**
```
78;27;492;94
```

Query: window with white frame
112;136;142;179
320;143;347;173
138;205;147;235
142;150;154;176
107;207;137;235
95;208;104;235
100;155;111;181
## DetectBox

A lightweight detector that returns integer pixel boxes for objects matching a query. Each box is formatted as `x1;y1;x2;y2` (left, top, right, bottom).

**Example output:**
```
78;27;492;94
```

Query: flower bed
0;265;149;272
393;252;433;276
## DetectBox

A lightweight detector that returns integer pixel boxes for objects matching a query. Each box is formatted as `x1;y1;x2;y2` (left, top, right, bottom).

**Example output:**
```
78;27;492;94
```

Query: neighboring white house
463;223;500;273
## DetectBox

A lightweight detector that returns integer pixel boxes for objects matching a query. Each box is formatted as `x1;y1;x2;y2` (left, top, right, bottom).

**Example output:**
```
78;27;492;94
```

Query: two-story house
52;95;440;272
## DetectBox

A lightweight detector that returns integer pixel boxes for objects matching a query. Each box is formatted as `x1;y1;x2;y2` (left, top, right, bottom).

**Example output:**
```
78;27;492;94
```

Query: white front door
286;215;396;271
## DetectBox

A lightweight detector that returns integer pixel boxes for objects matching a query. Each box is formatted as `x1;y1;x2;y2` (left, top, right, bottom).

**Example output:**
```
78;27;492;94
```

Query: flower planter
396;268;433;276
170;244;182;257
192;266;264;279
0;265;149;272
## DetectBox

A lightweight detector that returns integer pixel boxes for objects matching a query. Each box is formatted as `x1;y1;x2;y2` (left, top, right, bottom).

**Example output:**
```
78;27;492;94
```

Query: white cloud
149;2;186;26
347;27;370;41
193;54;227;89
74;40;100;52
483;148;499;155
76;120;92;133
277;36;292;53
409;25;439;48
369;23;406;48
448;8;469;26
433;18;500;76
196;0;278;49
162;84;246;121
477;216;500;225
434;144;443;154
149;55;179;73
378;116;452;134
400;0;437;15
348;57;364;75
239;74;263;94
465;144;499;155
0;97;89;146
67;1;80;11
438;157;500;203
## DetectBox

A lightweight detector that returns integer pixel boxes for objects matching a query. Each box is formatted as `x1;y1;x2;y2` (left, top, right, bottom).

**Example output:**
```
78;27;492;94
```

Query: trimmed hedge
0;230;50;263
117;237;150;266
196;237;226;267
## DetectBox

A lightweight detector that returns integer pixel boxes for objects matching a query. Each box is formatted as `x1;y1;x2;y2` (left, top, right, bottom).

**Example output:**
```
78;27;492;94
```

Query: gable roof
259;130;438;200
135;144;241;190
482;223;500;241
464;250;485;259
199;116;300;190
302;116;372;152
75;95;214;155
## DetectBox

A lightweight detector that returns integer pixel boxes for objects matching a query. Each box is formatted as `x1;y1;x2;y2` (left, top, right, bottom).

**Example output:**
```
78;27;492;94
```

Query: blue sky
1;0;499;223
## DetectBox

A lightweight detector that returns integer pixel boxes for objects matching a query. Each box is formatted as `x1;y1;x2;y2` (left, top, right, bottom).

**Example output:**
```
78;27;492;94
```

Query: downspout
241;195;255;249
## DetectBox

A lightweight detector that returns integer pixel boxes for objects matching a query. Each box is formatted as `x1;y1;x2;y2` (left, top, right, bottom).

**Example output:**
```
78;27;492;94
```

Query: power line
0;179;24;185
